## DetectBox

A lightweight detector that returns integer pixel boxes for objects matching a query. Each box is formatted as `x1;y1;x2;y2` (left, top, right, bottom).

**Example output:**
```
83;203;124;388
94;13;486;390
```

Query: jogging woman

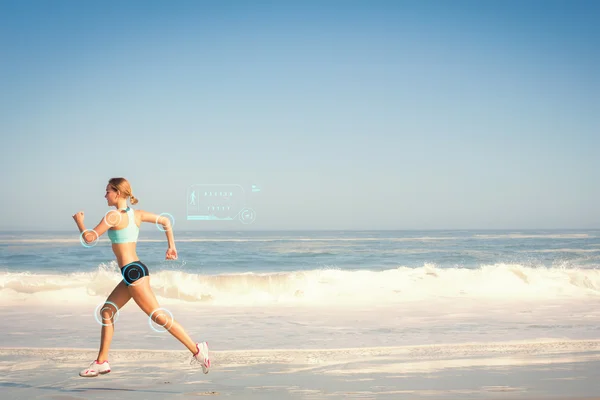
73;177;210;377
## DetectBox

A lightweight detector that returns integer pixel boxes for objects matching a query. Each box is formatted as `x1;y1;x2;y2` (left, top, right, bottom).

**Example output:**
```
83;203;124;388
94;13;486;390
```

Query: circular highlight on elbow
155;213;175;232
79;229;99;247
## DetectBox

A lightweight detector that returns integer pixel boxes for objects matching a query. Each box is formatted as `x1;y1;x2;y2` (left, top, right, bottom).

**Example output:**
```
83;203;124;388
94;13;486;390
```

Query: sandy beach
2;339;600;399
2;298;600;400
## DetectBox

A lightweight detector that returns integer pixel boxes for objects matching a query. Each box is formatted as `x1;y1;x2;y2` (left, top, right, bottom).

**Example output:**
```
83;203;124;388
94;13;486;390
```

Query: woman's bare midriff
112;242;139;267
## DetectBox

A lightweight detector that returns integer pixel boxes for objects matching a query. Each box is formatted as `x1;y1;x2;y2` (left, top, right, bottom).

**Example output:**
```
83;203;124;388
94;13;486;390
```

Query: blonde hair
108;177;139;205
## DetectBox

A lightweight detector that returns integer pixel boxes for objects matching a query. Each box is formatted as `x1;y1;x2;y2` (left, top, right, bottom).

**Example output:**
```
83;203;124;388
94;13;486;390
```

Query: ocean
2;229;600;398
1;229;600;351
2;229;599;304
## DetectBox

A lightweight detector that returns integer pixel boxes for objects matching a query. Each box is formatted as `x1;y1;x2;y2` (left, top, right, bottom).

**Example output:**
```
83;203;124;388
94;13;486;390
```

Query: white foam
1;262;599;306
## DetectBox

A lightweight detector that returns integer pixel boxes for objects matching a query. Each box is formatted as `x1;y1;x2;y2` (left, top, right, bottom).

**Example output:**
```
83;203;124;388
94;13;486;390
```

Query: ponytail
108;177;138;205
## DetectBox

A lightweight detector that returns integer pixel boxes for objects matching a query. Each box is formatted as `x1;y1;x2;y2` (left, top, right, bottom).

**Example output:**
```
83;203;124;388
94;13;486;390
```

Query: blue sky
0;0;598;230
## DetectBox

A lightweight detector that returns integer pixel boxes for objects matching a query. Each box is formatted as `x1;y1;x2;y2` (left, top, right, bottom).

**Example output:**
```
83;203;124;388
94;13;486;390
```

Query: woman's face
105;185;120;206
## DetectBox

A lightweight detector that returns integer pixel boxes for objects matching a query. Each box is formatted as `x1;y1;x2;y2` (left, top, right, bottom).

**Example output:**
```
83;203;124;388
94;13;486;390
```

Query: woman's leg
97;280;132;362
127;276;197;354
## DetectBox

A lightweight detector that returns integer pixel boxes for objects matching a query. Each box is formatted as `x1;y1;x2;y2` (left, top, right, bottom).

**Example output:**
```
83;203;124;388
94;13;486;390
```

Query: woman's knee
150;309;173;329
100;303;119;325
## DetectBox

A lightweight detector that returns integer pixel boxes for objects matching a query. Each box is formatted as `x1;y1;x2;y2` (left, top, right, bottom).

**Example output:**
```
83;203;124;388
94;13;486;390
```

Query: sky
0;0;598;231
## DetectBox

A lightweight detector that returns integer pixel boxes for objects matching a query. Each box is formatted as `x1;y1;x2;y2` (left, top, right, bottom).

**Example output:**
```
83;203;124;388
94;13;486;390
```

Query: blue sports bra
107;207;139;244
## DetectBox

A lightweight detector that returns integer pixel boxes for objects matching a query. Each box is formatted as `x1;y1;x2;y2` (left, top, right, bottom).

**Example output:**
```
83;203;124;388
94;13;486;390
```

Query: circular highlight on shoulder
104;209;122;227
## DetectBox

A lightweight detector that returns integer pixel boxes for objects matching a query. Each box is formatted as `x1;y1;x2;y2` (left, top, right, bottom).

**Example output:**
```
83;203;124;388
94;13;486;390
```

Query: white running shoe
191;342;210;374
79;360;111;377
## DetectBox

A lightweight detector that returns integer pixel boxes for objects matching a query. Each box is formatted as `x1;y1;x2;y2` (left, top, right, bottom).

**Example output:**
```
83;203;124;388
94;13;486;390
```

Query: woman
72;177;210;377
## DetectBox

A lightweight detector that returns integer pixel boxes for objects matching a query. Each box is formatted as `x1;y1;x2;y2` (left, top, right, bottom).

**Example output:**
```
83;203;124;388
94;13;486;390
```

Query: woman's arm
72;211;114;245
139;209;177;259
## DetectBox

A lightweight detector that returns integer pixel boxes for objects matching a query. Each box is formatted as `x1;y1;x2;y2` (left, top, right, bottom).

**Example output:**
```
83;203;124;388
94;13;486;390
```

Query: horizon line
0;228;598;233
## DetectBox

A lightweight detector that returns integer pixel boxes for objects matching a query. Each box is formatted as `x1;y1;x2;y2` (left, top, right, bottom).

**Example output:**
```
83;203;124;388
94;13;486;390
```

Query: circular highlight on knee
122;262;147;286
94;301;120;327
148;307;174;333
79;229;99;248
155;213;175;232
104;210;122;227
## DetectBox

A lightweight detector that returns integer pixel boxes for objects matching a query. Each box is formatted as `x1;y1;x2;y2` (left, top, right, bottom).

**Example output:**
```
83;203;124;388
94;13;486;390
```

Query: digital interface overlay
186;184;260;224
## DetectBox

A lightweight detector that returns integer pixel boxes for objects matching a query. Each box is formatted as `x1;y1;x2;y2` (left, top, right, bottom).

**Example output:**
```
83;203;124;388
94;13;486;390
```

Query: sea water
1;229;599;351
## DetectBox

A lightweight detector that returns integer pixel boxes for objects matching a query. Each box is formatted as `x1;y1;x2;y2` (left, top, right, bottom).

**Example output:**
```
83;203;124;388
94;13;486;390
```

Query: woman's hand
72;211;85;225
166;247;178;260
